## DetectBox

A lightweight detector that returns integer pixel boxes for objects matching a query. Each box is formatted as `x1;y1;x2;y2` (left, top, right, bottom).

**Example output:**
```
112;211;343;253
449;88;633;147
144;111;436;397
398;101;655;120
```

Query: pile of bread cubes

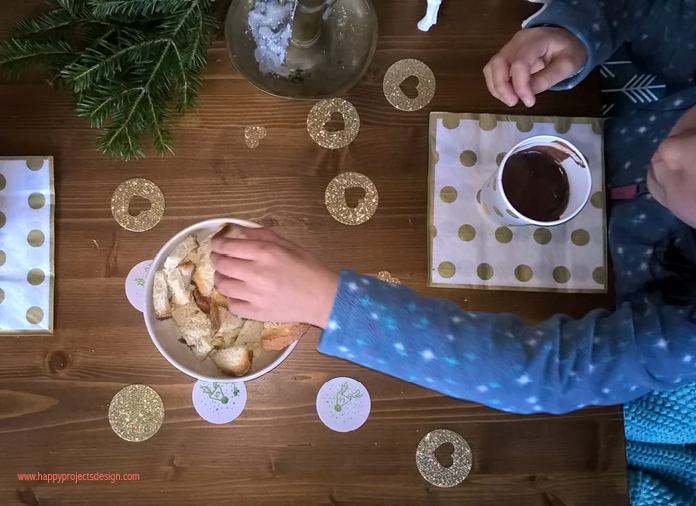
152;224;309;376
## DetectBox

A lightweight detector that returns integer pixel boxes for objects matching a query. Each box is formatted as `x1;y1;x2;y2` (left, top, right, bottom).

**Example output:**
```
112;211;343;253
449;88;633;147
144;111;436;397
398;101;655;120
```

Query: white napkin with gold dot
0;157;54;334
428;113;607;293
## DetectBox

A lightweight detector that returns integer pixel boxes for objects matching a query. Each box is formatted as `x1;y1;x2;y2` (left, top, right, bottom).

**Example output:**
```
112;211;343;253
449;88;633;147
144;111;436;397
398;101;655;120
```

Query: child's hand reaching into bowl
212;228;339;328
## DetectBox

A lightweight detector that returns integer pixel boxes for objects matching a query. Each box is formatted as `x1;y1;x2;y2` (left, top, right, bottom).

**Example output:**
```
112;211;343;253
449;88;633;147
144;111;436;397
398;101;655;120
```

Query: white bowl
143;218;299;382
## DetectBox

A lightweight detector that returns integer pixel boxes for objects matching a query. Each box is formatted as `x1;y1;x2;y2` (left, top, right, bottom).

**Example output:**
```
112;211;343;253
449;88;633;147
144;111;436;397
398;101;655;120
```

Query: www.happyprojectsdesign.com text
18;473;139;484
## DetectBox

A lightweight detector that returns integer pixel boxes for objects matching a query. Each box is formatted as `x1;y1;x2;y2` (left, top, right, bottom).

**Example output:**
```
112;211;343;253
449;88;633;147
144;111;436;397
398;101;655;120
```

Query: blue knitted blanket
624;383;696;506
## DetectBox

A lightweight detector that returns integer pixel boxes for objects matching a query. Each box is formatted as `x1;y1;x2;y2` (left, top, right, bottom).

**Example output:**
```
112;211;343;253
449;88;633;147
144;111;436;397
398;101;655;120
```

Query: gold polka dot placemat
427;113;607;293
0;157;55;334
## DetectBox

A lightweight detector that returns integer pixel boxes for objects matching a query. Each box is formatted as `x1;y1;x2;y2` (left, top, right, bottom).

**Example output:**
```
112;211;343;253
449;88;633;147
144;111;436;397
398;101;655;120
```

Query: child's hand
211;228;339;328
483;27;587;108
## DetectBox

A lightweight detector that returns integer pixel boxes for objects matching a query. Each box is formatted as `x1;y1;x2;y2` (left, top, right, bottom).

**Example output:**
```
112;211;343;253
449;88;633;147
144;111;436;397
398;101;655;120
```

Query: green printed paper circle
440;186;458;203
460;150;478;167
438;261;456;278
534;228;552;245
477;263;494;281
515;265;533;282
495;227;512;243
592;266;606;285
553;266;571;284
458;224;476;242
571;229;590;246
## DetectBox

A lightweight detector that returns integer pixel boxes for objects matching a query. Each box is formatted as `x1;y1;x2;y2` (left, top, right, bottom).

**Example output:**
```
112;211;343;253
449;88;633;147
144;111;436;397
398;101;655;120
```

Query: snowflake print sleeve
318;271;696;414
526;0;696;90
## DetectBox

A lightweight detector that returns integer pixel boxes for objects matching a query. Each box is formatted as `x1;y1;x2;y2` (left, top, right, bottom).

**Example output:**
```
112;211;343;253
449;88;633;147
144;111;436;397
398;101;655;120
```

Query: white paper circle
192;380;247;424
125;260;153;312
316;377;371;432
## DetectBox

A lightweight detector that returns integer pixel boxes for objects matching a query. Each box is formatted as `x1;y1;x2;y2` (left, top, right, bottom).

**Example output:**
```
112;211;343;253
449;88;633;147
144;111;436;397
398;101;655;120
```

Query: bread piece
191;231;216;297
211;306;244;348
178;261;195;287
192;287;212;315
210;346;252;376
167;268;192;306
261;322;310;351
192;224;250;298
171;304;213;360
152;270;171;319
235;320;264;360
164;235;199;272
212;288;229;308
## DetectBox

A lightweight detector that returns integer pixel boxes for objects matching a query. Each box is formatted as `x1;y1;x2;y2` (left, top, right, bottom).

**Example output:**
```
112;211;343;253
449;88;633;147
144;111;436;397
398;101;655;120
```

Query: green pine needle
0;0;219;160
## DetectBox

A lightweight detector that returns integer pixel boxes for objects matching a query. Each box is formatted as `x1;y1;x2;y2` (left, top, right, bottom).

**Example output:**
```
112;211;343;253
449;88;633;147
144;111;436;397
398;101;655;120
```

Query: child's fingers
211;238;270;260
510;59;536;107
214;272;251;300
484;55;519;107
212;254;252;280
530;56;578;94
242;227;290;246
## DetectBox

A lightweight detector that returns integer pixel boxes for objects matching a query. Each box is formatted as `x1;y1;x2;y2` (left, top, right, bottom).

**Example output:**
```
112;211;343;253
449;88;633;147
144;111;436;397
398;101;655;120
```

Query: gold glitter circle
442;117;459;129
516;117;534;132
307;98;360;149
109;384;164;442
495;227;512;243
0;250;5;266
377;270;401;285
27;229;45;247
515;265;533;282
590;191;604;209
438;261;456;278
571;229;590;246
554;118;572;134
458;224;476;242
244;126;267;148
440;186;458;204
477;263;494;280
459;150;477;167
111;178;165;232
325;172;378;225
507;209;519;219
28;192;45;209
553;266;571;284
592;266;606;285
416;429;472;488
534;228;552;245
496;152;506;166
27;268;45;286
0;174;5;191
26;157;44;171
383;59;436;112
26;306;44;324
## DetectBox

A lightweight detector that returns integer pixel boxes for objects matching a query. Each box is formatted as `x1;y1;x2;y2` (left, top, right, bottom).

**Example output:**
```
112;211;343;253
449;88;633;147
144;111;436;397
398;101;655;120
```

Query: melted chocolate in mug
502;149;569;222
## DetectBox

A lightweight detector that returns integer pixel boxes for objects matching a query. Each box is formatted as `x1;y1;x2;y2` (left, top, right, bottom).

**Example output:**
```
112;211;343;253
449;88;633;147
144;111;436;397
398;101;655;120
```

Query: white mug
478;135;591;227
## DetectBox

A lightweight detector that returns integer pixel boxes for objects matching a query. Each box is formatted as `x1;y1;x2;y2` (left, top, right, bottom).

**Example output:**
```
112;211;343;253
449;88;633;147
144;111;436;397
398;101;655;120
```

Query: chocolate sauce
502;148;569;222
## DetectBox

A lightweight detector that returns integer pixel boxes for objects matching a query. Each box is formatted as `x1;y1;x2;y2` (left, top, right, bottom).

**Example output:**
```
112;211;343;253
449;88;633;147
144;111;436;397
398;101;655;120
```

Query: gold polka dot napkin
428;113;607;293
0;157;54;334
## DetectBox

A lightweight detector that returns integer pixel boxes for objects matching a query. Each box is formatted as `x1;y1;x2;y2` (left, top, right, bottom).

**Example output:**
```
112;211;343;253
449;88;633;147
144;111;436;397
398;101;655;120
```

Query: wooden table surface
0;1;629;505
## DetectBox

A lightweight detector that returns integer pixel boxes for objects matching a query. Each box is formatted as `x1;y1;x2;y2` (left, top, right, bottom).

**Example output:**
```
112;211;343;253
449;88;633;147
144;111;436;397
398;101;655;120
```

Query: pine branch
0;38;76;74
0;0;219;160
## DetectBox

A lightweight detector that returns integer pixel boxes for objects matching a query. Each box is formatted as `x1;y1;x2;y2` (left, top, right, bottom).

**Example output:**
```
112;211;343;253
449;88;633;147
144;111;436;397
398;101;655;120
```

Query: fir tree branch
0;38;76;73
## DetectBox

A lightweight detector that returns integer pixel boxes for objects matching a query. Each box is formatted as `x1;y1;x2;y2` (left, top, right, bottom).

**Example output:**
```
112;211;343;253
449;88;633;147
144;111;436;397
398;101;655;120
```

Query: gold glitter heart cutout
111;178;165;232
325;172;378;225
383;59;436;112
307;98;360;149
377;270;401;285
244;126;267;148
416;429;472;488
